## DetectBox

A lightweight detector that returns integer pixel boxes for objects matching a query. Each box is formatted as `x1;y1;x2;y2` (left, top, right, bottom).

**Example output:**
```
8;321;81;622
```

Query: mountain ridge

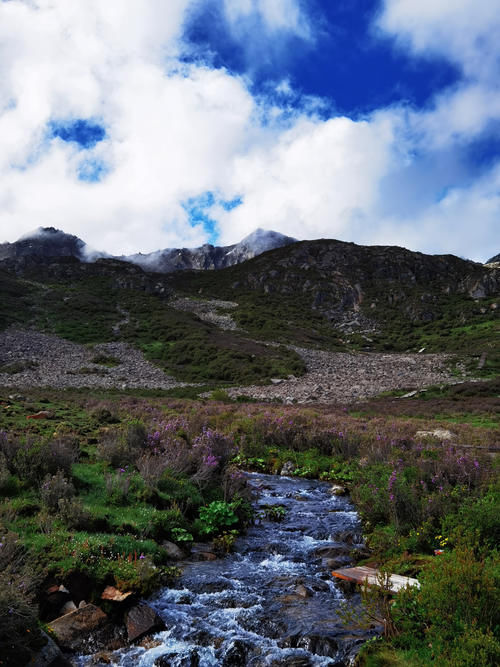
0;226;297;272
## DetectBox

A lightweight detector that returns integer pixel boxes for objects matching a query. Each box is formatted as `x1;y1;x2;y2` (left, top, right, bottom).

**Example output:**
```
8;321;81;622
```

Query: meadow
0;381;498;665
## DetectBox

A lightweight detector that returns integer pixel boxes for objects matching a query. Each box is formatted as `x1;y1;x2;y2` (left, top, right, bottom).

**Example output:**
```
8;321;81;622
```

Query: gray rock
161;540;186;560
59;600;77;615
415;428;456;441
329;484;346;496
294;584;313;598
314;543;351;559
155;649;200;666
221;639;251;666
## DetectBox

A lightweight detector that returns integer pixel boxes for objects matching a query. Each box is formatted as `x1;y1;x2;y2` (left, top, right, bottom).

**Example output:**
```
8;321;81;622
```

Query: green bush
442;482;500;549
393;542;500;653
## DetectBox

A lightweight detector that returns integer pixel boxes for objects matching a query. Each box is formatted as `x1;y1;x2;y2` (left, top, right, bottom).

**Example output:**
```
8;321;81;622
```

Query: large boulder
49;604;108;652
415;428;456;441
125;601;165;642
314;543;351;559
220;639;251;666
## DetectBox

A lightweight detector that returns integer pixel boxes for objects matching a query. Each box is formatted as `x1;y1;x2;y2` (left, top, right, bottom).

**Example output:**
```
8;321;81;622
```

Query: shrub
445;626;500;666
91;406;120;424
136;452;171;489
40;471;75;510
442;481;500;549
104;469;143;506
43;436;80;475
0;452;19;497
1;435;78;486
0;532;43;666
393;542;500;653
97;421;147;468
213;530;238;555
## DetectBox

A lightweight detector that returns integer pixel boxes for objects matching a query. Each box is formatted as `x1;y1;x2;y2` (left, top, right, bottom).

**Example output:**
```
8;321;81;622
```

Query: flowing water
84;473;373;666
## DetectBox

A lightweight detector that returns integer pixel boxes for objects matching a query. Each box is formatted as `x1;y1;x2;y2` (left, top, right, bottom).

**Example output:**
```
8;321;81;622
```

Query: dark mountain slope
169;239;500;370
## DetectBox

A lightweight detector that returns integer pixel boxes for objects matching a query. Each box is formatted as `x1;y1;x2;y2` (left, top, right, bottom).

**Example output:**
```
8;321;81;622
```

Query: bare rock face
125;601;166;642
49;603;108;652
123;228;297;273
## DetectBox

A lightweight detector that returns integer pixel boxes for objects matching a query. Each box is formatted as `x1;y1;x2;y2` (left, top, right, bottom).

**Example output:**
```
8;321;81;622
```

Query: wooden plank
332;566;419;594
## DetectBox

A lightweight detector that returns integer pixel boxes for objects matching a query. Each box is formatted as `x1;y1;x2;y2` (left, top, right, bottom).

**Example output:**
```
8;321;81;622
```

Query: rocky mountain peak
0;227;86;261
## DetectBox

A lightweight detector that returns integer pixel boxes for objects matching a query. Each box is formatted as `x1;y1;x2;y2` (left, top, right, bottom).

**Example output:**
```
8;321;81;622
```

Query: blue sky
185;0;460;114
0;0;499;261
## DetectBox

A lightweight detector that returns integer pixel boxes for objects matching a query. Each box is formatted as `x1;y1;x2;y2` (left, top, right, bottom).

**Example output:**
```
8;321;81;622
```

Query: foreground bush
0;532;43;667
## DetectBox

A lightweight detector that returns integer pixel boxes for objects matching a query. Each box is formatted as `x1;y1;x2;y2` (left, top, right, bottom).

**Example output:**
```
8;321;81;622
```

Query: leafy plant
196;501;239;536
213;530;239;554
261;504;287;522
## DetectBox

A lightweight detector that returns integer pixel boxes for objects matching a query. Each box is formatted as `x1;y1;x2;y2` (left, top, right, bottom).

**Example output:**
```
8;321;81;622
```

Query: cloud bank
0;0;498;261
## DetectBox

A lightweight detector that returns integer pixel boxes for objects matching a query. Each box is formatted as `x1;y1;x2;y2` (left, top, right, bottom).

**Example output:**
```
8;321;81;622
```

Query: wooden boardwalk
332;566;420;594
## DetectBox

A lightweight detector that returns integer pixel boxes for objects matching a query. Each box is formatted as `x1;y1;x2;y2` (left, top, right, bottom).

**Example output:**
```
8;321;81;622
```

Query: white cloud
369;163;500;261
0;0;498;262
377;0;500;81
214;111;396;243
222;0;311;39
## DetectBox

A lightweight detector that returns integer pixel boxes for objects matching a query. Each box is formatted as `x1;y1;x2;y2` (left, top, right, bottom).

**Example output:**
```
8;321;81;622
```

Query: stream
84;473;374;666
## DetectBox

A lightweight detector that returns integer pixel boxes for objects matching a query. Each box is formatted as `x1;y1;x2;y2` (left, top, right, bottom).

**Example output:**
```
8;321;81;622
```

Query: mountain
121;228;297;271
0;227;297;272
0;227;86;262
169;239;500;351
0;232;498;383
486;252;500;264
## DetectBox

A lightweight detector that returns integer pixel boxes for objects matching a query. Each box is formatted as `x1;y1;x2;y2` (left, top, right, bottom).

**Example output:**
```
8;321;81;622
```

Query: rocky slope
0;328;460;402
225;346;461;404
0;227;86;261
124;228;297;272
0;329;189;390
